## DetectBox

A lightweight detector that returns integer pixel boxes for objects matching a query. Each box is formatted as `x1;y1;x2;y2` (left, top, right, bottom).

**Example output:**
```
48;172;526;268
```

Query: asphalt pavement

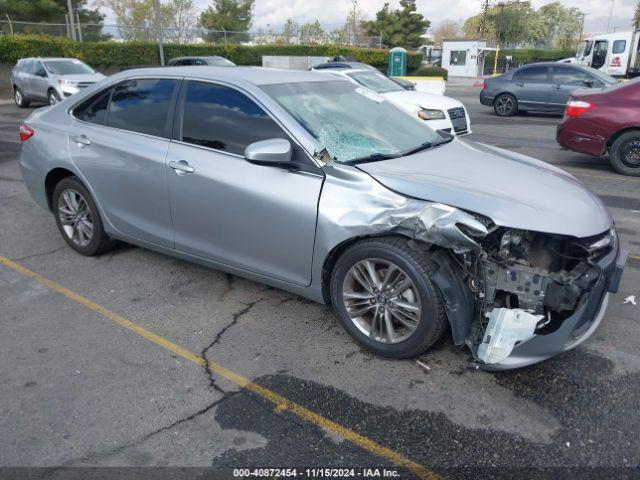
1;84;639;480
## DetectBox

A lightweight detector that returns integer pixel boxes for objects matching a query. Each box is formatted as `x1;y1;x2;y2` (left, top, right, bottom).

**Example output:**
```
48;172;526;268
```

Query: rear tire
330;237;447;358
493;93;518;117
52;176;117;256
14;87;30;108
610;131;640;176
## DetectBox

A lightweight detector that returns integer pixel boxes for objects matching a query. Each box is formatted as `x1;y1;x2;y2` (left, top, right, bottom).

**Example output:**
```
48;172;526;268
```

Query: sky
99;0;637;36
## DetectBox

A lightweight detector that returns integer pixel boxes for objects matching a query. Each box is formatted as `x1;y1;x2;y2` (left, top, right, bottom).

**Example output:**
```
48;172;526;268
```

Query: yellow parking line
0;255;440;480
630;254;640;261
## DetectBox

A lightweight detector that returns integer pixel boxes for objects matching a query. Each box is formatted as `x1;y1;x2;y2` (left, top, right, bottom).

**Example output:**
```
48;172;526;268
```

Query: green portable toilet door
387;47;408;77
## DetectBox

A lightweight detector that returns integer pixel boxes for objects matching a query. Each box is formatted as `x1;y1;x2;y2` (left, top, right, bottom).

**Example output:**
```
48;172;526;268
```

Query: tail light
19;124;34;142
482;82;487;90
565;100;593;117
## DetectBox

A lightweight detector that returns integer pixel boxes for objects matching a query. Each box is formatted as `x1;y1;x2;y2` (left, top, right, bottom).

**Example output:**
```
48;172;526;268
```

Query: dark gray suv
480;62;617;116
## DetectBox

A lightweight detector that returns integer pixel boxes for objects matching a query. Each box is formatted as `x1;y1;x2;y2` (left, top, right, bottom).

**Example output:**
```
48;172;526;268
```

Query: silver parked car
11;57;105;107
18;67;626;369
167;56;235;67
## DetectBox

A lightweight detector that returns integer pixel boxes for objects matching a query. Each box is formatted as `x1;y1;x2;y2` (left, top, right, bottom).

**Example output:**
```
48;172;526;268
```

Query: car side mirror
583;78;594;87
244;138;292;164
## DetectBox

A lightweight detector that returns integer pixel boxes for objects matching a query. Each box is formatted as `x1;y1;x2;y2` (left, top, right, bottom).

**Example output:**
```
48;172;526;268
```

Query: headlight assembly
418;109;446;120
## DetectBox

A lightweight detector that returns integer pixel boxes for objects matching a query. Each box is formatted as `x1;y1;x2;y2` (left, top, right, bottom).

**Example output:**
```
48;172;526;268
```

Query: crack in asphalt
46;391;241;473
200;299;264;395
0;175;21;182
12;245;66;262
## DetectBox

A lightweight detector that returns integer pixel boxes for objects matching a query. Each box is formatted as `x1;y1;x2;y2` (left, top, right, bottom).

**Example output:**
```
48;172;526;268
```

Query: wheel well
45;168;75;210
607;127;640;151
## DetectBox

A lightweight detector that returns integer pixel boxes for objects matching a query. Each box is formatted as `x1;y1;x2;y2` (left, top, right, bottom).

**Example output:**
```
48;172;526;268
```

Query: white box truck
574;30;640;78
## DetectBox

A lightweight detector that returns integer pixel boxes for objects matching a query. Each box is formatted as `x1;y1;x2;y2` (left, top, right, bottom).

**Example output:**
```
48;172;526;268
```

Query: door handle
168;159;195;175
515;82;524;87
552;84;562;89
70;134;91;146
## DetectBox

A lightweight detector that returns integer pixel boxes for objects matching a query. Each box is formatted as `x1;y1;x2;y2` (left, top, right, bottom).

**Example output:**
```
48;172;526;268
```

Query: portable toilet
387;47;408;77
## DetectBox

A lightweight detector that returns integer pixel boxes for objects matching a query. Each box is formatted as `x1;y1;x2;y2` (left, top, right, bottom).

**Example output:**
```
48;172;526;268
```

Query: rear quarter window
612;40;626;54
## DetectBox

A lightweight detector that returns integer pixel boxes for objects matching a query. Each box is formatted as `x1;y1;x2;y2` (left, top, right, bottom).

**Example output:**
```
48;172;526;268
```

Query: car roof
21;57;82;62
516;62;586;69
170;56;227;60
314;62;376;70
115;66;335;86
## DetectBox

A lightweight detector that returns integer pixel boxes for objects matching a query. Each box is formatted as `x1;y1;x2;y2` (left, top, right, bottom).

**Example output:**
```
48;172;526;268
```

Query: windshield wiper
349;152;400;164
403;137;453;156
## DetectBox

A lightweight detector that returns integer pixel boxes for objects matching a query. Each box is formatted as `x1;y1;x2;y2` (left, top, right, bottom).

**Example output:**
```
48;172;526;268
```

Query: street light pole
606;0;615;33
350;0;358;46
154;0;165;66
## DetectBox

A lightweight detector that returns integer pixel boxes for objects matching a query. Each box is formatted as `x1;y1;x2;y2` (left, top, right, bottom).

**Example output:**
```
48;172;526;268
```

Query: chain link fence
0;20;382;48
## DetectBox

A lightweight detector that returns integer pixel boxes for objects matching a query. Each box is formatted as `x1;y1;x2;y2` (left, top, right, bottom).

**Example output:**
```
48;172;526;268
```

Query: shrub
409;66;448;80
0;34;423;70
484;48;575;70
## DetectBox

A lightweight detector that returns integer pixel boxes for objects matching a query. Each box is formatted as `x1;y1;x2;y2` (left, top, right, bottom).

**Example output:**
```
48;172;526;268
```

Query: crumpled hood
381;90;463;111
356;138;612;238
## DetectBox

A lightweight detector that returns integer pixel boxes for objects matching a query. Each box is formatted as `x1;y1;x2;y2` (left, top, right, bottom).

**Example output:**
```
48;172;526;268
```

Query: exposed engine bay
453;225;617;365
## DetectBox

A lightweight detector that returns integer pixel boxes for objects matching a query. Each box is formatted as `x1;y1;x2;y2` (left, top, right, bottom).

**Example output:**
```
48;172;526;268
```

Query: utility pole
154;0;165;66
577;12;586;50
76;11;83;42
66;0;76;40
606;0;615;33
479;0;490;39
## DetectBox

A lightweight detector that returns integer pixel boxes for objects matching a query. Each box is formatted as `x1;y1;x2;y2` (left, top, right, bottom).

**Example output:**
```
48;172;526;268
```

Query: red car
556;77;640;176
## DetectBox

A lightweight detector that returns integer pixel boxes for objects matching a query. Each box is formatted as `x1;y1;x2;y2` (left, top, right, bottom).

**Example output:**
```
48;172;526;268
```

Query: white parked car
312;65;471;135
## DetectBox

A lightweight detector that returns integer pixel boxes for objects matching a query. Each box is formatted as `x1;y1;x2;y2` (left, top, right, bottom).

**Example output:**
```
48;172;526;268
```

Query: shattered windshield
261;81;443;163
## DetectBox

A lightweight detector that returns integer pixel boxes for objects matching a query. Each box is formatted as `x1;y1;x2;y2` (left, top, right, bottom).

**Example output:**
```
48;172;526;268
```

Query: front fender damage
317;165;620;368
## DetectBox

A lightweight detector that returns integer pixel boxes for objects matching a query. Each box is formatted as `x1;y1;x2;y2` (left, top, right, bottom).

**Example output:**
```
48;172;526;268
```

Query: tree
0;0;107;40
634;1;640;29
199;0;254;43
431;19;461;45
361;0;430;48
298;19;325;45
282;18;299;44
163;0;197;43
462;1;580;48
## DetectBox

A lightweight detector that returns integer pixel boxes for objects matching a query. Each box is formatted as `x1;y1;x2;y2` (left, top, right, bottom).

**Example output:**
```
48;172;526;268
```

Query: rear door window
513;66;549;82
107;78;178;137
74;89;113;125
180;80;286;155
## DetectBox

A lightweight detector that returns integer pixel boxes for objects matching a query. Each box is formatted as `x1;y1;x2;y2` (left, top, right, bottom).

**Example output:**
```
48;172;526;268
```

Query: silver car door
68;79;179;247
166;80;323;286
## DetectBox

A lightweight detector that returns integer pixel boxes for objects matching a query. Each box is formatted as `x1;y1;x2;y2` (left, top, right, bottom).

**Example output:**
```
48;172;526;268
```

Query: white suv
312;65;471;135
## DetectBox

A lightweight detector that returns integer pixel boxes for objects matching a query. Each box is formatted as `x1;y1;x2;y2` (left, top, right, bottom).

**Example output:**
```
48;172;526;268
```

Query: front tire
48;89;61;106
330;237;447;358
14;87;30;108
52;176;116;256
493;93;518;117
610;131;640;176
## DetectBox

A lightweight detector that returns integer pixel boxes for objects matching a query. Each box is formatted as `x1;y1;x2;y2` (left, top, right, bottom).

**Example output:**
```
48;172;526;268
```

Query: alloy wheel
342;258;422;344
495;96;514;116
49;92;59;105
14;89;22;106
57;189;94;247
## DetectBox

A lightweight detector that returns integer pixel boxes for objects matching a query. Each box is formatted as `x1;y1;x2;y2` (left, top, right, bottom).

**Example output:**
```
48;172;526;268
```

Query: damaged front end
453;225;626;369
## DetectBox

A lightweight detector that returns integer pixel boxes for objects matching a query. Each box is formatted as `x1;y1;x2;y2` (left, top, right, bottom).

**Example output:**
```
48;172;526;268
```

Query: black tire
48;89;61;106
609;131;640;176
14;87;30;108
52;176;117;256
493;93;518;117
330;237;447;358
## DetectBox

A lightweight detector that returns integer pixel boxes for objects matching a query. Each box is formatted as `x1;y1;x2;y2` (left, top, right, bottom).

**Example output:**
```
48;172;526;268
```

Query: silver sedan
18;66;626;369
